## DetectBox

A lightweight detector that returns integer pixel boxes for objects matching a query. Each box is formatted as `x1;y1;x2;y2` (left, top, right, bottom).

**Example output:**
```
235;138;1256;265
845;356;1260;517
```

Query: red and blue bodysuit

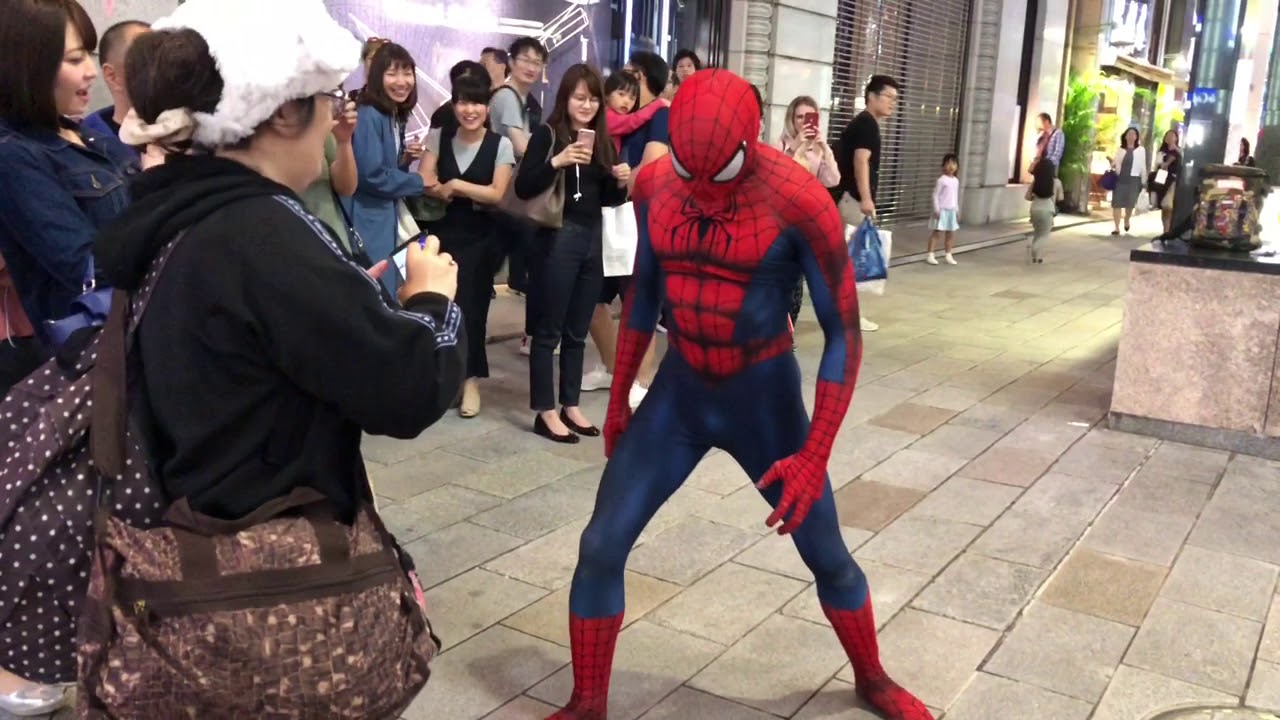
547;69;931;720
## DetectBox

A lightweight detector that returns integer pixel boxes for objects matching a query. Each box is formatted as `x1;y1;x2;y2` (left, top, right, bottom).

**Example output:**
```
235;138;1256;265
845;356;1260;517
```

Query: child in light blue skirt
927;153;961;265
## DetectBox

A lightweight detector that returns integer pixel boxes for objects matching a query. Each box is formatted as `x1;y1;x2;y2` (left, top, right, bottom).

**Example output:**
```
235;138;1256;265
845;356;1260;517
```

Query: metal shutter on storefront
831;0;972;226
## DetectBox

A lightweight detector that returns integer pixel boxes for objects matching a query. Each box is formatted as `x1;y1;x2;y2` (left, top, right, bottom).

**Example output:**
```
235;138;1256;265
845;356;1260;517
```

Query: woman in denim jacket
0;0;137;396
345;42;426;296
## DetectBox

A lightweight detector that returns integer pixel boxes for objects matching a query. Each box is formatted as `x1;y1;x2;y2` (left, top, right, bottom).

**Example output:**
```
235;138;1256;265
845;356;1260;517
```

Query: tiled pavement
381;214;1280;720
21;215;1280;720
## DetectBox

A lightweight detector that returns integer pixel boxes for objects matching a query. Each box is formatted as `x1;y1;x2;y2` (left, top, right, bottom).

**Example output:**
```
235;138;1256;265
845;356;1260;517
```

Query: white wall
81;0;182;109
727;0;838;144
959;0;1071;225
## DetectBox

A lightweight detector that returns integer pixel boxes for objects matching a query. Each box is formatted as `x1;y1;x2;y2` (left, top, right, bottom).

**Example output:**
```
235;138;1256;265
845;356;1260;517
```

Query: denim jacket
0;116;138;334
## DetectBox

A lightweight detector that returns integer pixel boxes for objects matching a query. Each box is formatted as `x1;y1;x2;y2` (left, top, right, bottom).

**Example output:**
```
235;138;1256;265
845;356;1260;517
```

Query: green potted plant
1059;73;1101;213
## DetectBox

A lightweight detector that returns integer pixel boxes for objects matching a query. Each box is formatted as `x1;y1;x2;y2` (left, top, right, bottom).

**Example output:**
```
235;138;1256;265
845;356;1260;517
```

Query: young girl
927;154;961;265
1026;158;1064;263
604;71;667;152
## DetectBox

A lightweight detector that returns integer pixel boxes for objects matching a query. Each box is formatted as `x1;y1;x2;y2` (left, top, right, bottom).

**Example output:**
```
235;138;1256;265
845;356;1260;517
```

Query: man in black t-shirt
836;74;899;333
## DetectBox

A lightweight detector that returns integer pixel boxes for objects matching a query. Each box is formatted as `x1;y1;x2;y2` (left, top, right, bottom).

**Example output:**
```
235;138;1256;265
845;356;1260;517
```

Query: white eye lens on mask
671;152;693;180
712;144;746;183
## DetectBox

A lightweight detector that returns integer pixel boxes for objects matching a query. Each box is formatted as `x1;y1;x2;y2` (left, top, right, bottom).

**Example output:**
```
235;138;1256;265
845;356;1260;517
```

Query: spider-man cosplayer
546;69;931;720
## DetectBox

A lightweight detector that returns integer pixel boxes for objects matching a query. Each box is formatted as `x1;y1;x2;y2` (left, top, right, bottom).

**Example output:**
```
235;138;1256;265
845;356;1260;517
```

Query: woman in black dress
418;74;516;418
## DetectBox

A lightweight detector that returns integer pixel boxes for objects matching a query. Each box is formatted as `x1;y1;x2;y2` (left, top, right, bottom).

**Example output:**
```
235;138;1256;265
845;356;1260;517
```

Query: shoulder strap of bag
90;230;189;481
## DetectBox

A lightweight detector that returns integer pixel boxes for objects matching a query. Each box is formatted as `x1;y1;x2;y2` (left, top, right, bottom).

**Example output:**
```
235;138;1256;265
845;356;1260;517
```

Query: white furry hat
151;0;360;147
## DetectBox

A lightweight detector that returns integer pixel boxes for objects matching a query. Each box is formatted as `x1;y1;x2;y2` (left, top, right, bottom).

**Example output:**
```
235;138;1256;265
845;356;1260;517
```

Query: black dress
432;128;504;379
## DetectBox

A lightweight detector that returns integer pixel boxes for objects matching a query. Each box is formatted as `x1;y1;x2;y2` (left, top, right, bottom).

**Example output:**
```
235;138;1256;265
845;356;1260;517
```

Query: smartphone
576;128;596;147
802;112;820;137
390;233;427;283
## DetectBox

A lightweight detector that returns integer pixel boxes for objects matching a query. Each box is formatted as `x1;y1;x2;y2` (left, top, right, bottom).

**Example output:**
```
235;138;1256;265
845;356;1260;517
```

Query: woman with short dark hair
417;73;515;417
0;0;138;398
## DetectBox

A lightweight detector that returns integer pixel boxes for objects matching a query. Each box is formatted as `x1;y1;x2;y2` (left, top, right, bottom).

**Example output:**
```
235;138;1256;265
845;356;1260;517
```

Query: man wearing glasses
490;37;547;301
836;74;899;333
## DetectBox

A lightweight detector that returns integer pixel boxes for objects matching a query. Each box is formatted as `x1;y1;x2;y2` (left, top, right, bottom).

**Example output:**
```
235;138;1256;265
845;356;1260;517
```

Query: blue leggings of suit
568;350;868;617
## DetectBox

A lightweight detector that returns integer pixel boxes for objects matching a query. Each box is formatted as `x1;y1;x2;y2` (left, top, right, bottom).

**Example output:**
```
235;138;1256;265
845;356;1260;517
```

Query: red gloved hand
757;450;827;534
602;402;633;458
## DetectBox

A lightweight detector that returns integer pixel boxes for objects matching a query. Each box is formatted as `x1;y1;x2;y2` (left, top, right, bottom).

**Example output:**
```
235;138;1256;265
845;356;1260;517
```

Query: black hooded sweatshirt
95;156;466;521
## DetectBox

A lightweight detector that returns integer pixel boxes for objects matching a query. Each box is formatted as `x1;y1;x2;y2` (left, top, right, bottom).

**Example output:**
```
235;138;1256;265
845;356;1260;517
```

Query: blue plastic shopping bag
850;218;888;284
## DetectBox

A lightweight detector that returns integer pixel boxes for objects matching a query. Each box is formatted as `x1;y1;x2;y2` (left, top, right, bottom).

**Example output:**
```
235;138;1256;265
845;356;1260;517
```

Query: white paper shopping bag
602;202;638;277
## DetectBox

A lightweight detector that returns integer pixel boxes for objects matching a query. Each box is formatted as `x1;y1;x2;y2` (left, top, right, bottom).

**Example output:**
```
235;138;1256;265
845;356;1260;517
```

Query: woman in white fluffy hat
0;0;464;713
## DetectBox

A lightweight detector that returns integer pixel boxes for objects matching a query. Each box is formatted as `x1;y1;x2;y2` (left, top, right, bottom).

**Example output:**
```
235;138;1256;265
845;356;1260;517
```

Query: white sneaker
925;253;938;265
945;253;958;265
628;383;647;409
581;366;613;392
860;317;879;332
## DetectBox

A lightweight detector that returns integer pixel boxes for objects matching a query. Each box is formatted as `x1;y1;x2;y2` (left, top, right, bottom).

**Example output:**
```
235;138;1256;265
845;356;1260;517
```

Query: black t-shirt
837;111;881;202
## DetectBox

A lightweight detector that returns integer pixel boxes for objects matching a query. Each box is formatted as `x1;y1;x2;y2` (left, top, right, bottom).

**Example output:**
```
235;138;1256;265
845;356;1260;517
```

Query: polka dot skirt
0;240;177;683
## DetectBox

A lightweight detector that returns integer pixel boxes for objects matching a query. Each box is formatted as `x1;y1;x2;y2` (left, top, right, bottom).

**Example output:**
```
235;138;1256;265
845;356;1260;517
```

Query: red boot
823;598;934;720
544;612;624;720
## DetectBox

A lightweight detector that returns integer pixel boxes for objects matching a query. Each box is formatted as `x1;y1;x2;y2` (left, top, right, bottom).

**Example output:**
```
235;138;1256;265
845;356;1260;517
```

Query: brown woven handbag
499;124;565;229
76;294;440;719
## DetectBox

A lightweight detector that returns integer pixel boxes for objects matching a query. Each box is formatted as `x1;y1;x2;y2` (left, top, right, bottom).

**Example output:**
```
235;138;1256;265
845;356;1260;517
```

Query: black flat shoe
560;409;601;437
534;414;579;444
1124;222;1131;232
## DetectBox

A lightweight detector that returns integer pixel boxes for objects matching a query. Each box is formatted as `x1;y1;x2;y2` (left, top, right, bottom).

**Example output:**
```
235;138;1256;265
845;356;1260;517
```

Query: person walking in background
418;73;515;418
927;153;961;265
836;74;899;333
776;94;840;333
517;64;630;443
1237;137;1256;167
1153;129;1181;233
1110;127;1146;236
1026;159;1063;264
1032;112;1065;175
80;19;149;160
347;42;426;296
0;0;139;401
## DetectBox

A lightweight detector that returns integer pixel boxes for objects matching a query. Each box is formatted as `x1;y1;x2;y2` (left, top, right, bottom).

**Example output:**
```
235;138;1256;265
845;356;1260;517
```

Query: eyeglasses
320;88;348;119
515;54;545;69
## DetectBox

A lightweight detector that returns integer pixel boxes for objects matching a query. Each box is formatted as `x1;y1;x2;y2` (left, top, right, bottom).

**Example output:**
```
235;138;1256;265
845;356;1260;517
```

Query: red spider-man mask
667;69;760;208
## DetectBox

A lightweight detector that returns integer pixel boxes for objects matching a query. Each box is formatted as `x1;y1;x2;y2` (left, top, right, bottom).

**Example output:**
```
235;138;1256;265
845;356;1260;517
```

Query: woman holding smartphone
516;63;630;443
775;95;840;338
417;73;514;418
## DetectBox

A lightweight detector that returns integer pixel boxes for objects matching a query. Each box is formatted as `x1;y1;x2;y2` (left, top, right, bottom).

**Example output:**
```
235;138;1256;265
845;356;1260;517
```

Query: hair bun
125;28;223;131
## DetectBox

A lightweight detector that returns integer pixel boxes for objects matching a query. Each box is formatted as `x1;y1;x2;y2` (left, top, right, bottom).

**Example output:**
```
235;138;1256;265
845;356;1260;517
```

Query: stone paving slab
336;215;1280;719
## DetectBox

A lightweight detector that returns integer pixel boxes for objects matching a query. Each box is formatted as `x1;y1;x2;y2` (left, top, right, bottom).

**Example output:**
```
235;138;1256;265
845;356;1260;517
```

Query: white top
932;175;960;213
1113;146;1148;177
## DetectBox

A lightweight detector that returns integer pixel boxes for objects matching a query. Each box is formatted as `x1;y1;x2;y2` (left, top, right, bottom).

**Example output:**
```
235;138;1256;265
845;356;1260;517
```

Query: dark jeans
0;336;47;396
528;219;604;411
440;233;499;379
